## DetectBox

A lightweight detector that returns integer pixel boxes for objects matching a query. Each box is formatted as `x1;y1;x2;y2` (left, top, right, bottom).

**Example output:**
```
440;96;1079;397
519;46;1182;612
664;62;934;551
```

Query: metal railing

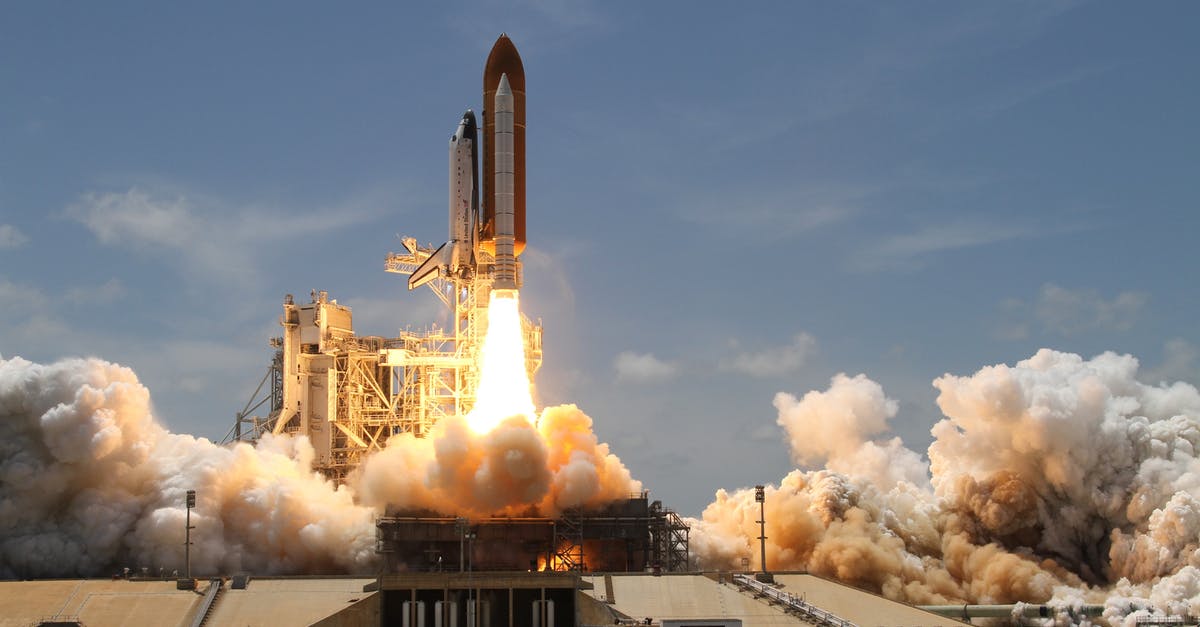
732;574;857;627
189;578;224;627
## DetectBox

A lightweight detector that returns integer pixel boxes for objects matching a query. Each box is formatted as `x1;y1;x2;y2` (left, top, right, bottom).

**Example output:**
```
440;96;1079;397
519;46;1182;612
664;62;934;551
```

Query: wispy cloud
1035;283;1146;335
1142;338;1200;386
66;186;383;285
996;283;1148;339
0;276;48;312
64;278;127;306
0;224;29;249
664;181;862;239
0;276;67;353
854;221;1041;272
722;333;817;378
614;351;678;383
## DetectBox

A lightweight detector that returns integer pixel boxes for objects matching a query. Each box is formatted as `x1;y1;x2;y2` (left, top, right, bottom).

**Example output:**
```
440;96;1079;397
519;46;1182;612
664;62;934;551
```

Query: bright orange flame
537;542;585;572
466;289;536;433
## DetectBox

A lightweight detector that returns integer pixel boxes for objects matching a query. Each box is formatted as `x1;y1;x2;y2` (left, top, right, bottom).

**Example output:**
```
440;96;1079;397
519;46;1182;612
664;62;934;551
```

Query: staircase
189;578;224;627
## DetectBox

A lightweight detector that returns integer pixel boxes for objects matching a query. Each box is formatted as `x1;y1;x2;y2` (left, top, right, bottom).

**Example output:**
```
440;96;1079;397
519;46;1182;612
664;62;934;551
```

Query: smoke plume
690;348;1200;623
0;354;638;578
352;404;640;518
8;344;1200;623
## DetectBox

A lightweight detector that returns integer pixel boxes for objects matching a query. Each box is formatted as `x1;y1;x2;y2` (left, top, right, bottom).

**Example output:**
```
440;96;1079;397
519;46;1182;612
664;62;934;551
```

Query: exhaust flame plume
467;289;536;433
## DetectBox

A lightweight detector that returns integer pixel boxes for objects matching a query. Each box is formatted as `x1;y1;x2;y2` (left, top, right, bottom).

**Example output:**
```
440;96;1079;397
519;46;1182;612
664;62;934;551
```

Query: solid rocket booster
481;34;525;257
408;110;479;290
492;73;518;291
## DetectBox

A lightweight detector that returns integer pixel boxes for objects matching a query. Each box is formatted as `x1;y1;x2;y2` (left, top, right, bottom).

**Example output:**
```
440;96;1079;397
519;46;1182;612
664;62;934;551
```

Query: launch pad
376;493;690;574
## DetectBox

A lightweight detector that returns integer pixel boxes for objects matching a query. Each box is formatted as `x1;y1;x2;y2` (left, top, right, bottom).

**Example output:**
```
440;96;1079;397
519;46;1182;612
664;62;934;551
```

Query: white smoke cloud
691;348;1200;623
0;354;641;578
0;355;376;577
614;351;678;382
13;340;1200;622
724;332;816;377
775;373;927;490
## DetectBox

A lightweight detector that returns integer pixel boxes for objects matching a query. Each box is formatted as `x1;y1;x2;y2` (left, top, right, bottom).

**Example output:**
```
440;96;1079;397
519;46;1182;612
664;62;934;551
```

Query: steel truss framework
224;238;542;484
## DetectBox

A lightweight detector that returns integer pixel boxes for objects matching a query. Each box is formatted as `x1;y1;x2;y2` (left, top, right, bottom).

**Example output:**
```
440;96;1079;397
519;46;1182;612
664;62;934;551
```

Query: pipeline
918;603;1105;621
732;574;857;627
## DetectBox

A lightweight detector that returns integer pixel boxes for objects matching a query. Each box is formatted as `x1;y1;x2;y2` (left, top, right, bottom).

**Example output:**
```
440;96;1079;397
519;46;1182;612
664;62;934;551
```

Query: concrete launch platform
0;572;963;627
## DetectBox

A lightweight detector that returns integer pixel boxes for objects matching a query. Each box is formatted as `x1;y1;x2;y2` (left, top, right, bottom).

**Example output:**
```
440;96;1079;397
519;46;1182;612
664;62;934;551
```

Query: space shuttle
408;110;479;289
409;34;526;292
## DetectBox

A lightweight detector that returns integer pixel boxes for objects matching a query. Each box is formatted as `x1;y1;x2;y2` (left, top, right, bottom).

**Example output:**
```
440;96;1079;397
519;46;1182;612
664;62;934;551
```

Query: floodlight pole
185;490;196;579
755;485;772;583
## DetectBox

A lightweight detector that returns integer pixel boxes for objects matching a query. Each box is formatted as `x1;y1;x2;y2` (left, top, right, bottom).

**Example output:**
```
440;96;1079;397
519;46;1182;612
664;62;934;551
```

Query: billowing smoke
352;404;640;518
0;355;376;577
9;344;1200;622
690;348;1200;623
0;354;638;578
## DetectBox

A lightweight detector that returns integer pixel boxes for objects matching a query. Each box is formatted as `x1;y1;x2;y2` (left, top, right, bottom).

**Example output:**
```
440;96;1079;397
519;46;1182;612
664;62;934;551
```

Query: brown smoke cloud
0;355;639;578
689;349;1200;623
8;345;1200;622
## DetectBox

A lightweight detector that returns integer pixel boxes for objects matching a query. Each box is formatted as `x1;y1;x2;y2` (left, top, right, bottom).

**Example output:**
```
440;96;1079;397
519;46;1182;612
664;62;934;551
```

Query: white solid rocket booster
492;73;518;290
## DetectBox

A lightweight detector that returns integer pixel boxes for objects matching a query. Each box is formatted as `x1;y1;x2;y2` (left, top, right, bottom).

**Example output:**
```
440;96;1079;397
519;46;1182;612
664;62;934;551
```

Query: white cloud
69;188;194;248
0;224;29;249
724;333;817;378
1143;338;1200;386
0;276;48;311
614;351;678;383
66;186;380;285
64;278;127;306
1034;283;1147;335
666;181;860;239
0;276;69;351
995;283;1148;339
855;222;1038;271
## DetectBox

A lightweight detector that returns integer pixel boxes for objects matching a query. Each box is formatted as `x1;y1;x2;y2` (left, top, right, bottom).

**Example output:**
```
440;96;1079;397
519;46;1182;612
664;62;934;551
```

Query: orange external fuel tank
481;34;526;257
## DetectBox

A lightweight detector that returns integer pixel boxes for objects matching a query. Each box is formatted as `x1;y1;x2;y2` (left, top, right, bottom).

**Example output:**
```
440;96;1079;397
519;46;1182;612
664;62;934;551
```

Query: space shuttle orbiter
409;110;479;289
408;34;526;292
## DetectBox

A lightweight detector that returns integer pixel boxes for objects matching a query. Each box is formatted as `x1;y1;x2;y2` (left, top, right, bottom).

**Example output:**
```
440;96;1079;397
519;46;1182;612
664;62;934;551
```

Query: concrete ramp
580;573;806;625
203;577;375;627
0;580;201;627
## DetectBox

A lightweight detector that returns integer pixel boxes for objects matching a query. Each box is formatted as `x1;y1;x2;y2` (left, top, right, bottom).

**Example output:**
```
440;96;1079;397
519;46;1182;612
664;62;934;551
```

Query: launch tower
226;35;542;480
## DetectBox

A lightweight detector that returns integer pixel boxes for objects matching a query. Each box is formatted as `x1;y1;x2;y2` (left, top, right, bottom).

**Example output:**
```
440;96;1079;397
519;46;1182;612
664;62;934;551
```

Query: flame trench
467;289;536;433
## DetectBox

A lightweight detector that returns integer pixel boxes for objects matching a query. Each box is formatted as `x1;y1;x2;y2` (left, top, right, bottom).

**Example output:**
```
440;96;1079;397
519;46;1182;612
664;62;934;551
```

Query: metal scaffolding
223;237;542;483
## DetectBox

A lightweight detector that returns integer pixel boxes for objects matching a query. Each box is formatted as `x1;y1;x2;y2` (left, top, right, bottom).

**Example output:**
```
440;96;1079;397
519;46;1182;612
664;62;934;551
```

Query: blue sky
2;1;1197;515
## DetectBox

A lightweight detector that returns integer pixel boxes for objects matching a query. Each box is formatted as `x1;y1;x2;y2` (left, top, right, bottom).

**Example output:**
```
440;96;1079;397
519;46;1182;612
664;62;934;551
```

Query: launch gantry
226;33;540;482
384;236;543;428
226;247;541;482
